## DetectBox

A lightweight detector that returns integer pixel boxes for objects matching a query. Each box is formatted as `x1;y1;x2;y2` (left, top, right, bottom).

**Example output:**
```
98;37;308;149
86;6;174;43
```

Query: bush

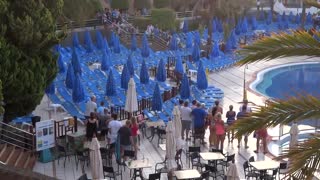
154;0;171;8
111;0;129;9
151;8;176;30
134;0;151;9
132;17;152;31
63;0;103;21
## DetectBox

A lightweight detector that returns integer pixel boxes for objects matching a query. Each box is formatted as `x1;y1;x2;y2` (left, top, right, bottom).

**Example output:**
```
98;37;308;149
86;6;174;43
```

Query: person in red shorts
254;127;268;154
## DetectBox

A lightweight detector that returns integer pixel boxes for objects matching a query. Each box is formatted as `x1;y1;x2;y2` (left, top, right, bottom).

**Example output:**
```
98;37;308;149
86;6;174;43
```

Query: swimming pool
250;62;320;99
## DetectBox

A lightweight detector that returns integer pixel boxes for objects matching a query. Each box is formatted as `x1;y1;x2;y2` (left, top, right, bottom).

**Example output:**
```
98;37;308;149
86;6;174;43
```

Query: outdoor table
126;159;152;180
200;152;225;161
159;144;166;151
145;120;165;141
83;140;108;149
67;131;85;139
174;169;201;180
250;160;280;179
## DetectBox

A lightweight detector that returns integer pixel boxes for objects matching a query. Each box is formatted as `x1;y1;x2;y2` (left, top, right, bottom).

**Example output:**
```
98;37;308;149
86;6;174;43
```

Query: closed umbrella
101;51;111;71
180;73;190;99
141;34;150;58
45;83;55;95
173;105;183;149
225;37;233;53
186;32;193;49
259;11;265;21
183;19;188;33
156;59;167;82
125;78;138;113
89;137;104;180
203;28;208;40
113;35;120;53
95;30;104;49
57;54;65;73
72;73;85;103
109;32;115;47
131;34;137;51
210;41;222;58
85;31;94;53
197;61;208;90
295;13;300;25
289;122;299;148
121;64;130;90
152;83;162;111
106;70;116;96
230;30;237;49
192;44;200;62
267;11;272;25
194;31;201;46
282;12;286;21
66;63;75;89
212;19;217;33
241;17;248;34
235;21;242;35
307;12;312;24
72;32;80;48
174;56;184;75
251;16;257;30
140;59;149;84
289;12;294;23
72;50;82;76
170;34;178;51
127;55;135;76
226;163;240;180
217;19;223;33
166;121;177;171
104;38;111;54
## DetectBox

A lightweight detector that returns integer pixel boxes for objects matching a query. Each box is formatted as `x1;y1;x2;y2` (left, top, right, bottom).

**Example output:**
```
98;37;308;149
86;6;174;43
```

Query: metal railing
176;11;194;19
0;121;35;152
56;18;103;30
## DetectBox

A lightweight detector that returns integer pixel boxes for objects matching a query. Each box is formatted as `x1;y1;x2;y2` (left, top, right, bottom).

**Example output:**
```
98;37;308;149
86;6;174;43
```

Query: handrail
176;11;194;19
0;121;35;152
4;121;33;135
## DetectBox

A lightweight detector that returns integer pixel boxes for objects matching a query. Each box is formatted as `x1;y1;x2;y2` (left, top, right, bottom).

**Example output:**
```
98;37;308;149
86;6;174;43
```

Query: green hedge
63;0;102;21
111;0;129;9
132;17;152;30
151;8;176;30
154;0;171;8
134;0;151;9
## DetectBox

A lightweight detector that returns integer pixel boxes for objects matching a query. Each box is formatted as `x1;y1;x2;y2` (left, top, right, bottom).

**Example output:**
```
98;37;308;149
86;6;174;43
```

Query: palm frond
277;134;320;180
237;31;320;66
230;95;320;137
304;0;320;8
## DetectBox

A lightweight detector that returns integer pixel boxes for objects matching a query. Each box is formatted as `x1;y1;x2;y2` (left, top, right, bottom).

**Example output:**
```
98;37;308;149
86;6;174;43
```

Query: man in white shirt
107;114;122;150
180;101;192;140
85;95;97;119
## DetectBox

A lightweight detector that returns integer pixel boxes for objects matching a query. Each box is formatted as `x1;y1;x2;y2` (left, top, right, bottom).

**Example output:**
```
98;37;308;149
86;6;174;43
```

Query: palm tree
230;30;320;178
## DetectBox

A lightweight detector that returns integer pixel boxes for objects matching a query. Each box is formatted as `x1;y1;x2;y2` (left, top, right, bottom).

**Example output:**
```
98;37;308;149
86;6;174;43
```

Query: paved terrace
32;56;319;179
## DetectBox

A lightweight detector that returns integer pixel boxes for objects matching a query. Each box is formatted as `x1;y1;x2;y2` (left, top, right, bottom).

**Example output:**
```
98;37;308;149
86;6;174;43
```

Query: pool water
251;62;320;99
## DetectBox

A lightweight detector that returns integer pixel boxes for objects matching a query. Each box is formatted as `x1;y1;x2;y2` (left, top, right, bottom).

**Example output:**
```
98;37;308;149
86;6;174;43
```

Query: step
24;155;36;170
5;147;17;164
7;148;22;166
0;144;7;159
0;145;14;163
15;151;30;169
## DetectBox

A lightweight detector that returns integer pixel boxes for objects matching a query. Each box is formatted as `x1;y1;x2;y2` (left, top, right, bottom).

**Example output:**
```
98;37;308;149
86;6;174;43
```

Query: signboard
36;120;55;151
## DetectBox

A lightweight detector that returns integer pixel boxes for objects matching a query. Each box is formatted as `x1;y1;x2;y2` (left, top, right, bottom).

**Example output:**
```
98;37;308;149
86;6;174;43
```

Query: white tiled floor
32;56;319;179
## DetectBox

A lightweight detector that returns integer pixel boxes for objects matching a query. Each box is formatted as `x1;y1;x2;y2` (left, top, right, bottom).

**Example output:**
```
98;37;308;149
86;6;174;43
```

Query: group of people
178;99;268;153
84;95;145;161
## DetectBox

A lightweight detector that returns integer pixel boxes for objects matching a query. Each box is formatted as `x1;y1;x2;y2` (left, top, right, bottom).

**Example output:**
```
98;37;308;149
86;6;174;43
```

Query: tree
63;0;102;21
0;0;65;122
0;80;3;115
231;30;320;179
111;0;129;10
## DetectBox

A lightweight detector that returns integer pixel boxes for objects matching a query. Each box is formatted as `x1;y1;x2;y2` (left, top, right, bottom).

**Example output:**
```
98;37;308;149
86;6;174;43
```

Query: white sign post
36;120;55;151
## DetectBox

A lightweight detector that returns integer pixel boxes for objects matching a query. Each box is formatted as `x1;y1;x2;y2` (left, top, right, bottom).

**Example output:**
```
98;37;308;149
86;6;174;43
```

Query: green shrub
154;0;171;8
63;0;102;21
134;0;151;9
111;0;129;9
132;17;152;31
151;8;176;30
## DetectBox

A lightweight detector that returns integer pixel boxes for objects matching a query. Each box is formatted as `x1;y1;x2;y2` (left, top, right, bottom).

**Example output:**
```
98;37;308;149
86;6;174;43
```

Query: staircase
106;18;168;51
0;121;37;171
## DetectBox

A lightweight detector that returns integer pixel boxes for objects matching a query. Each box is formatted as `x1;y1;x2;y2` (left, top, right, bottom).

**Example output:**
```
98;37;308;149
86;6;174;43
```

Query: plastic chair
148;172;161;180
243;161;259;179
103;166;122;180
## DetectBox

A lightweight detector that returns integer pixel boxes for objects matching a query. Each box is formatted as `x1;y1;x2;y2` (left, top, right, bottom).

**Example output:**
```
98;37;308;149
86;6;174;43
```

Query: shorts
182;121;192;130
133;136;138;144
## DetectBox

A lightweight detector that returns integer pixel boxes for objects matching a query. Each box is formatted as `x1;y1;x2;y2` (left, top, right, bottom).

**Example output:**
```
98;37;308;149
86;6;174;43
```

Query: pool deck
32;56;320;180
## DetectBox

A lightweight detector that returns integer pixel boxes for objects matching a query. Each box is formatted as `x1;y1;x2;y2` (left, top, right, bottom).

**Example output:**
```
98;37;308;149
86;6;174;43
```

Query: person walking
118;120;134;161
254;127;268;154
226;105;236;143
84;95;97;119
130;116;139;158
192;103;208;145
107;114;122;151
86;112;98;141
180;101;192;140
236;105;249;148
214;112;225;150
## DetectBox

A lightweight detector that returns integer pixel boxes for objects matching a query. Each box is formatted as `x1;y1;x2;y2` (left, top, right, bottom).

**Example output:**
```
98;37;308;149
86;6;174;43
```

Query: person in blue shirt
191;103;208;144
97;101;105;116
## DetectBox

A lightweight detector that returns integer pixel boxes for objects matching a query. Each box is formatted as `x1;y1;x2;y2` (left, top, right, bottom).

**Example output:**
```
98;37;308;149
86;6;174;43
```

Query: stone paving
32;56;320;179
